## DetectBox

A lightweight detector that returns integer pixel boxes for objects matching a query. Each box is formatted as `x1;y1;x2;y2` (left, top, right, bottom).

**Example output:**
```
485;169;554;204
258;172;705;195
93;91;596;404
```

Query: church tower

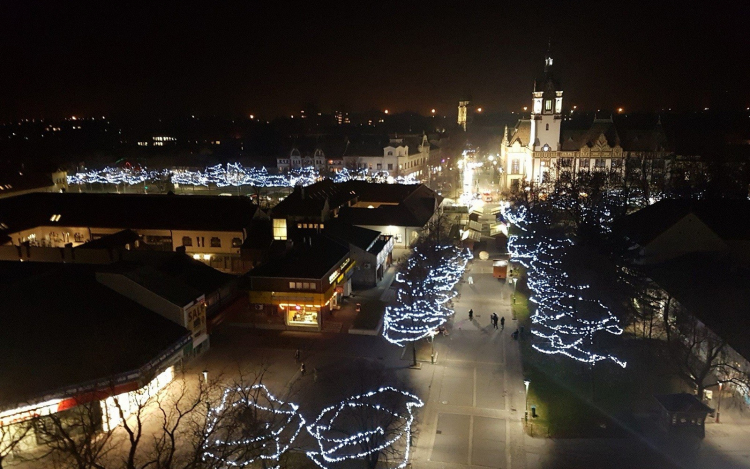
457;100;470;131
530;49;562;151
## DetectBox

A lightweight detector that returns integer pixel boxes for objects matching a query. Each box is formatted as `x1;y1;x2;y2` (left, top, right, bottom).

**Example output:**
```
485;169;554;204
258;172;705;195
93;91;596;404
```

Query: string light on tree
383;245;472;346
501;203;627;368
306;387;424;469
202;384;306;469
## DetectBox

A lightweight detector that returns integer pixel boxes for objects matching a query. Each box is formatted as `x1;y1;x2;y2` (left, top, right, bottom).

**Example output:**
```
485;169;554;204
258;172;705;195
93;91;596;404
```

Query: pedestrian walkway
411;256;528;469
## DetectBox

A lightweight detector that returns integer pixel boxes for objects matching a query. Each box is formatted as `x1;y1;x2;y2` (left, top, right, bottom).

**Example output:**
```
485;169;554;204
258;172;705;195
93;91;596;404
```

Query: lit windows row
297;223;324;229
289;281;316;290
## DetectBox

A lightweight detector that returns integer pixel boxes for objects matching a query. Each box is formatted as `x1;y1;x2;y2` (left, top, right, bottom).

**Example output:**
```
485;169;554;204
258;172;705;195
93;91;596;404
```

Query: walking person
294;349;301;362
469;309;474;321
491;313;498;329
500;316;505;330
300;363;306;375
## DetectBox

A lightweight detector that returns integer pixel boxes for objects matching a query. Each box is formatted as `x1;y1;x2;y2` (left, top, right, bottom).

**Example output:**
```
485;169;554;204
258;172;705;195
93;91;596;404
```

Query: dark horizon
1;1;749;121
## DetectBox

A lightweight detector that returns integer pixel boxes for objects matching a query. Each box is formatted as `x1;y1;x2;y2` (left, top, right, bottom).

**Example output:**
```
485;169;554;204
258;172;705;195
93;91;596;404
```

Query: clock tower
530;49;562;151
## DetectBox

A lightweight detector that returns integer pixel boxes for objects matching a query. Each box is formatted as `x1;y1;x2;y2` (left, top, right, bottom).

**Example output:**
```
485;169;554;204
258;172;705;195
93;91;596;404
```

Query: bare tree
0;419;35;469
663;297;750;397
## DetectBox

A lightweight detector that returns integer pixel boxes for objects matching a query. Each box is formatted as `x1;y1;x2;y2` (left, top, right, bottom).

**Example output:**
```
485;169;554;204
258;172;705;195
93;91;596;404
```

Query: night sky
1;1;748;120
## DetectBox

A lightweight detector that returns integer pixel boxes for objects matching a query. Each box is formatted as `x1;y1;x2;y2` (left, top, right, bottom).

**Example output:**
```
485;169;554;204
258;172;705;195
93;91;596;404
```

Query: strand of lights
68;164;421;188
202;384;306;469
305;387;424;469
383;245;472;346
502;204;626;368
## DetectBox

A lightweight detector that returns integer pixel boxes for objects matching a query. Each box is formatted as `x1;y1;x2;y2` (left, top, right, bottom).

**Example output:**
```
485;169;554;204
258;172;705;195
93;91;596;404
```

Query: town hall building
500;52;671;191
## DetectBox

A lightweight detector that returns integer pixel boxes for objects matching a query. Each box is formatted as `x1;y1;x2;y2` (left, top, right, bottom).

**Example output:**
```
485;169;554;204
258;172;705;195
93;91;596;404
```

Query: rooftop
0;192;261;235
0;263;189;410
617;198;750;246
643;252;750;361
247;235;349;280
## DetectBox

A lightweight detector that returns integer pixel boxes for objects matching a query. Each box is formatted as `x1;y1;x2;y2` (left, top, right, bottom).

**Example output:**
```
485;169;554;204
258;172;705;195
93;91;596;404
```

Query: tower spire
544;38;553;72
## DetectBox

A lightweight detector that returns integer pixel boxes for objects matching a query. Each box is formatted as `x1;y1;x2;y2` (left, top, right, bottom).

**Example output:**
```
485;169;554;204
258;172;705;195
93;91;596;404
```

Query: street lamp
429;329;439;364
524;379;530;422
716;382;723;423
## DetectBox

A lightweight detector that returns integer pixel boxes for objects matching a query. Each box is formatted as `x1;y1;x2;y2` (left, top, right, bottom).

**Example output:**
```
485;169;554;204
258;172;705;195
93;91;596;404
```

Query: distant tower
457;100;470;131
530;47;562;151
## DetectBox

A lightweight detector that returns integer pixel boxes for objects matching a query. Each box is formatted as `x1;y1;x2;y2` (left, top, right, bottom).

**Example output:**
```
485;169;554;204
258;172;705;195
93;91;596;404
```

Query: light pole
716;382;723;423
429;329;438;364
524;379;530;422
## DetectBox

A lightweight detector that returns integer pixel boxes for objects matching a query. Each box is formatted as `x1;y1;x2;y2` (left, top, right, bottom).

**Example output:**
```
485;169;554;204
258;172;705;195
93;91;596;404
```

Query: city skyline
1;2;749;120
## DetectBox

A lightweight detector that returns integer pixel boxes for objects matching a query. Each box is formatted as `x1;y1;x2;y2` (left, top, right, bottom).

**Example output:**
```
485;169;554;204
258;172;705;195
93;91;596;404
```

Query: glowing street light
431;108;436;114
617;107;624;113
524;379;531;421
476;107;483;112
523;106;528;111
249;114;254;119
384;109;389;114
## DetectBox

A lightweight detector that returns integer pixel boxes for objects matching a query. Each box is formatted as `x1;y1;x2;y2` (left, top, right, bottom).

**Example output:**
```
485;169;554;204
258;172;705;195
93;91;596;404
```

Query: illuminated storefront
248;252;355;331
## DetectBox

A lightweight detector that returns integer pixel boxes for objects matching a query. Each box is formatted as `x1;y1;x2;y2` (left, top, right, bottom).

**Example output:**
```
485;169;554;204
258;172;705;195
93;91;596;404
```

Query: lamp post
429;329;438;364
524;379;530;422
716;382;723;423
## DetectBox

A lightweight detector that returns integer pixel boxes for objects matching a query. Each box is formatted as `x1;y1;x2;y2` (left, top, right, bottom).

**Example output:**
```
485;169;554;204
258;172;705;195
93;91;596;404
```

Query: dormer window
544;100;552;111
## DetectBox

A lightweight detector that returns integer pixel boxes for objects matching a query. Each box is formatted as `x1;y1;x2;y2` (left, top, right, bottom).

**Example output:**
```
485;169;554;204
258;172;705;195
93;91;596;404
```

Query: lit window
545;100;552;111
289;282;296;289
273;218;287;240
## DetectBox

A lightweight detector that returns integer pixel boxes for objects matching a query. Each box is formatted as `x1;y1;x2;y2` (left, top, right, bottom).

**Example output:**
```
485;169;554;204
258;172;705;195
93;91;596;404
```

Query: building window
545;123;549;131
579;158;590;170
377;163;382;170
210;237;221;248
545;100;552;111
595;158;607;169
560;158;573;167
511;158;520;174
388;164;393;170
231;237;242;247
182;236;193;246
387;151;393;156
273;218;287;240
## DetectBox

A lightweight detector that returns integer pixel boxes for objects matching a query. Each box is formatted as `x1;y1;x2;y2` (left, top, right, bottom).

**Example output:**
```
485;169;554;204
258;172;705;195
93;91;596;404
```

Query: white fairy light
383;245;472;346
306;387;424;469
68;163;421;188
202;384;306;468
502;204;626;368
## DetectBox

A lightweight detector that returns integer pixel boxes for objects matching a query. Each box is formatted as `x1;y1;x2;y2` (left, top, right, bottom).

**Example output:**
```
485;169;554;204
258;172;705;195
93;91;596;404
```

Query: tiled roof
508;120;532;147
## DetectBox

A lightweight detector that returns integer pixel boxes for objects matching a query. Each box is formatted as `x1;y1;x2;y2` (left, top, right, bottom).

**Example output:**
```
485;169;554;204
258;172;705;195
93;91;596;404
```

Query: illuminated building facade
247;236;354;330
500;52;671;192
0;192;267;273
0;262;193;454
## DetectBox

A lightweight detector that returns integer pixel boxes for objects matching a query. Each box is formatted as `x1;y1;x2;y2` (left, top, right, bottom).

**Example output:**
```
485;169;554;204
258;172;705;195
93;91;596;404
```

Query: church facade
500;53;671;192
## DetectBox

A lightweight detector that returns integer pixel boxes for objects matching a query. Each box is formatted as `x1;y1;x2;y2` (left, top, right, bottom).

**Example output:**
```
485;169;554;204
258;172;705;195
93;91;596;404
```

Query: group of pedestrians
469;309;505;330
294;349;318;381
